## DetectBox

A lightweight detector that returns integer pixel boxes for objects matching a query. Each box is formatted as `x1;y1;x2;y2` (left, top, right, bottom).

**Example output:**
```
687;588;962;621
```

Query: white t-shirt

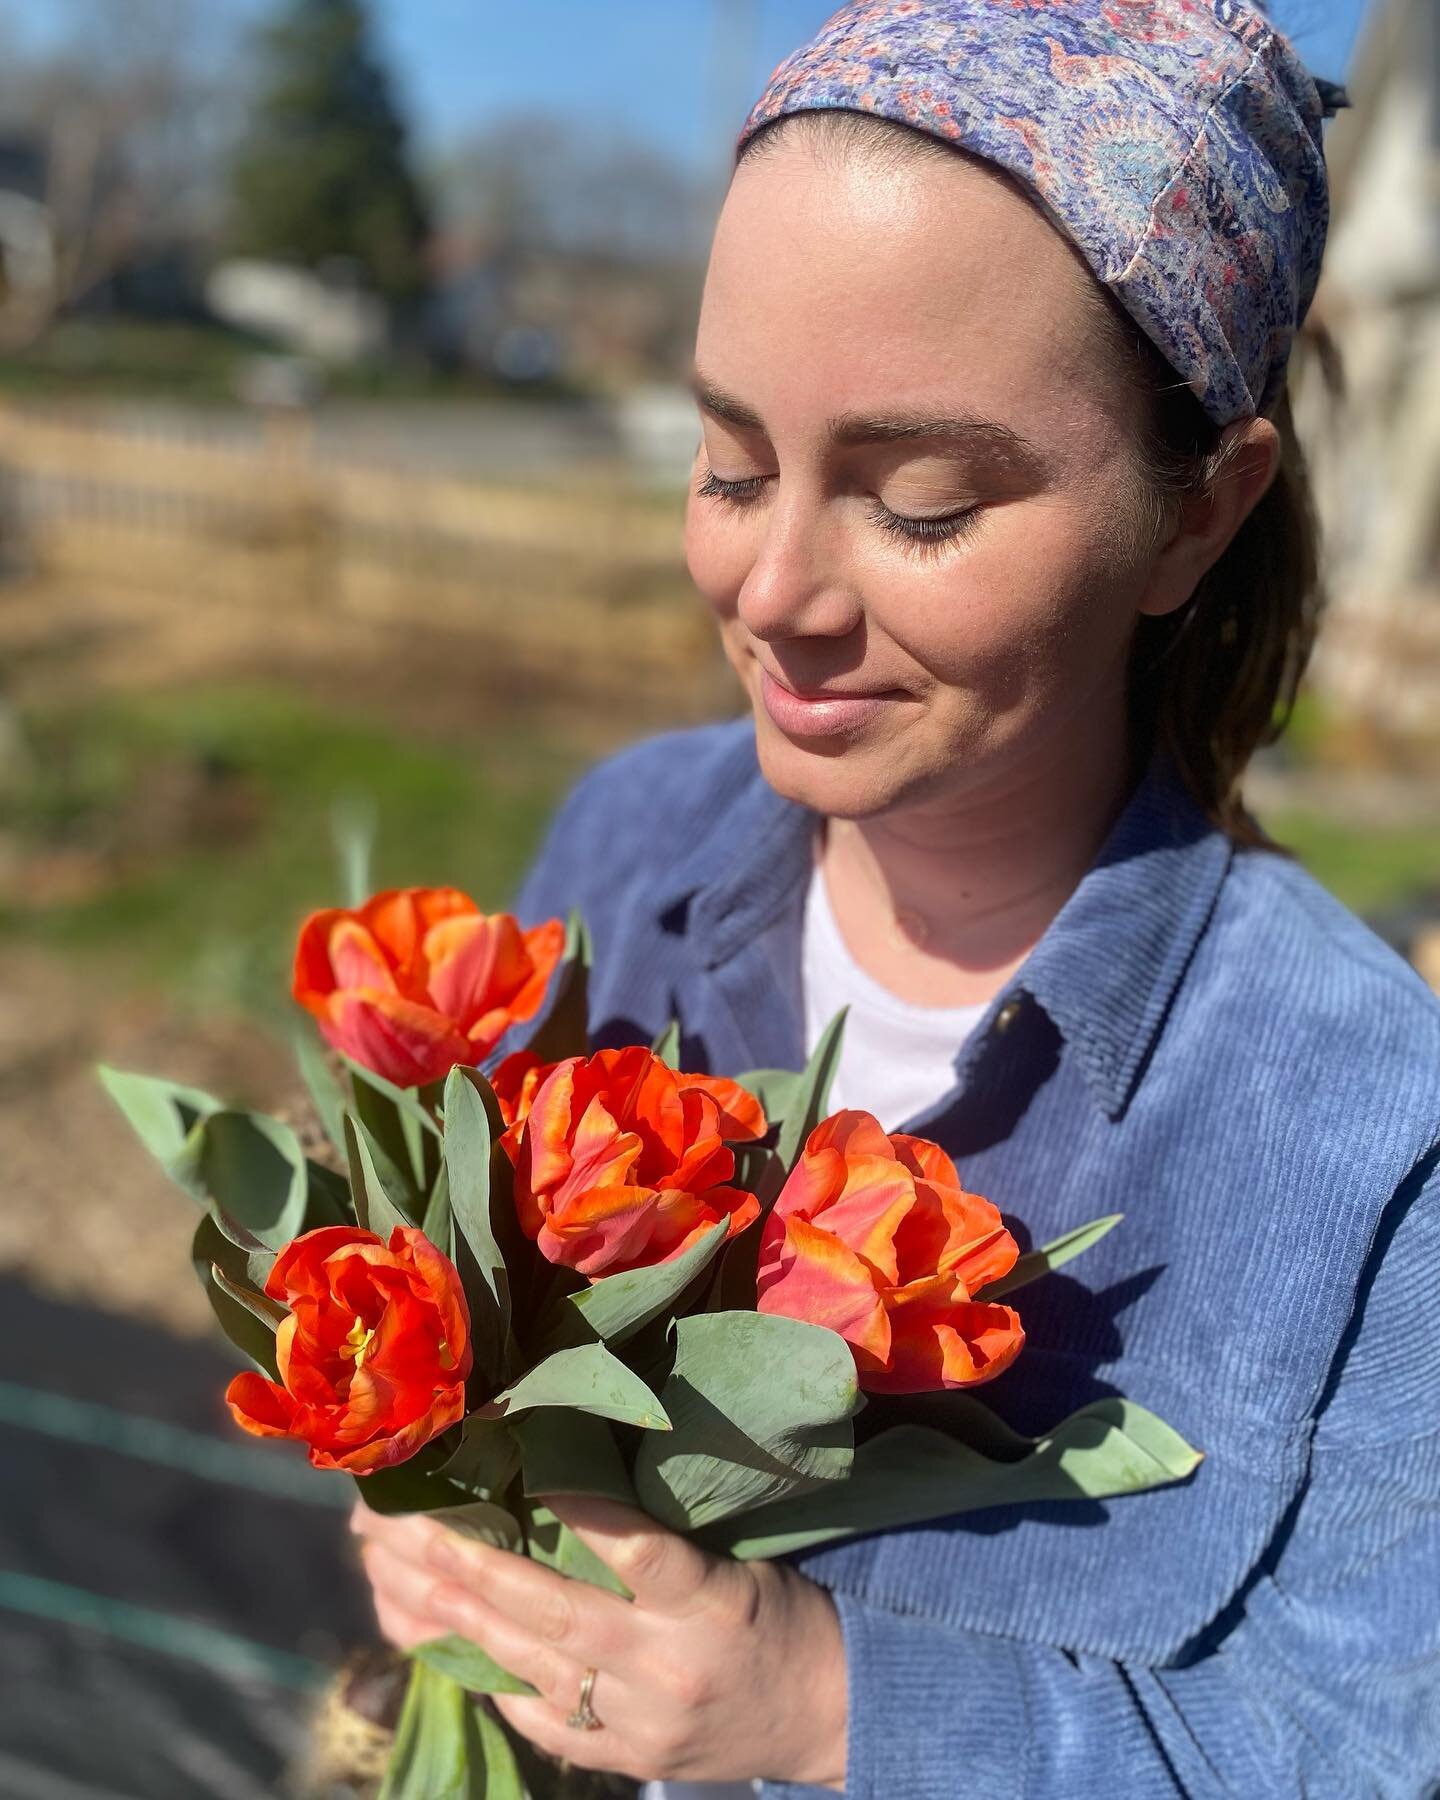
644;871;985;1800
802;857;986;1131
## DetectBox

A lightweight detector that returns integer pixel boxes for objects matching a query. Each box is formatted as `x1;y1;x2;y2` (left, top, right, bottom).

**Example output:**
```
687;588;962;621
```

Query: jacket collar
652;732;1232;1121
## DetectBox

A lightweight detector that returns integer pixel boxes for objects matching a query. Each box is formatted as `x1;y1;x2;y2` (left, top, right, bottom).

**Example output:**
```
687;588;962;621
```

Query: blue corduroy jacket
505;718;1440;1800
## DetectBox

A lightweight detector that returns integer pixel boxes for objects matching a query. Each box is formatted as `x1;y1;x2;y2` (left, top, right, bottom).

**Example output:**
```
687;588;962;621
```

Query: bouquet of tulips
102;885;1199;1798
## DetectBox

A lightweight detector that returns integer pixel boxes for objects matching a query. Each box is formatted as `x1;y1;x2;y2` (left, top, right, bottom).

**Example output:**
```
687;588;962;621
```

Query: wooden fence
0;403;723;706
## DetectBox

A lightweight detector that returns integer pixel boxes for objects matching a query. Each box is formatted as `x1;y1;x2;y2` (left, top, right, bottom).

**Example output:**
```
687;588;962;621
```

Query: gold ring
566;1665;603;1732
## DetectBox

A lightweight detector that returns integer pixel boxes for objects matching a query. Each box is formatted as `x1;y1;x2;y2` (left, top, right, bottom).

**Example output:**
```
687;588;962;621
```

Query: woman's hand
351;1494;847;1790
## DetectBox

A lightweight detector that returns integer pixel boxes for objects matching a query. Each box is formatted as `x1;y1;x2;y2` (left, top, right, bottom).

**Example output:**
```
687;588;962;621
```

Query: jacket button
993;997;1022;1034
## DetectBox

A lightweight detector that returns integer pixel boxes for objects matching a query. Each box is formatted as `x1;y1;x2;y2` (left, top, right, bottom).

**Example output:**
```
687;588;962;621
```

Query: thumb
542;1493;721;1615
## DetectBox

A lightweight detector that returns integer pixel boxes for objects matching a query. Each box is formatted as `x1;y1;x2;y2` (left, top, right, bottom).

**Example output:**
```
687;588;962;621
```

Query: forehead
699;135;1111;433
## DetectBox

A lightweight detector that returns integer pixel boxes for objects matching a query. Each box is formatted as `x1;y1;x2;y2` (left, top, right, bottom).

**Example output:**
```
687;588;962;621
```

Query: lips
758;667;900;739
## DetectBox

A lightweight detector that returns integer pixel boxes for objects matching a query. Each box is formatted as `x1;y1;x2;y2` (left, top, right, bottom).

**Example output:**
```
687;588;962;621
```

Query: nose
736;490;862;643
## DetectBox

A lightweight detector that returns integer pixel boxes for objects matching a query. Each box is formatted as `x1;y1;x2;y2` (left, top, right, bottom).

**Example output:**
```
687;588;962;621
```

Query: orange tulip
508;1045;767;1276
226;1224;471;1473
756;1111;1024;1393
293;888;565;1089
491;1047;560;1156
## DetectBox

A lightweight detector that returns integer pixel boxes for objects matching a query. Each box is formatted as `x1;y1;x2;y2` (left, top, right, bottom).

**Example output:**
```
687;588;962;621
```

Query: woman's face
685;133;1177;821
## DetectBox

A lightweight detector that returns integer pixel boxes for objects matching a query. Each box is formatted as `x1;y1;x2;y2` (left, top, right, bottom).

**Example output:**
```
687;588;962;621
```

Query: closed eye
695;468;771;506
868;500;983;551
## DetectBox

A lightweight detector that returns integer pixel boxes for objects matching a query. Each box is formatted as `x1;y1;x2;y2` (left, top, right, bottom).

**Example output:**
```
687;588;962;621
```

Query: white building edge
1293;0;1440;735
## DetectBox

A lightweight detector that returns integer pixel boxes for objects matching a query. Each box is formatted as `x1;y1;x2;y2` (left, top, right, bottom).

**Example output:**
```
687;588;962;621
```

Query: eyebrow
690;371;1045;474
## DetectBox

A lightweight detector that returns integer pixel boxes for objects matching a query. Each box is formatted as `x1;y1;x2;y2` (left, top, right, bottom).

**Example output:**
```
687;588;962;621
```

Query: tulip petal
326;917;399;998
292;908;353;1012
757;1214;892;1366
944;1222;1022;1296
321;990;471;1089
226;1370;299;1438
391;1225;472;1382
863;1293;1025;1393
423;912;529;1030
675;1072;767;1141
312;1386;467;1473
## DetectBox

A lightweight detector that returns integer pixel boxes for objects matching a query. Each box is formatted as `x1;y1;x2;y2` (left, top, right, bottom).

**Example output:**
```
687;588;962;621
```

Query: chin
750;708;919;820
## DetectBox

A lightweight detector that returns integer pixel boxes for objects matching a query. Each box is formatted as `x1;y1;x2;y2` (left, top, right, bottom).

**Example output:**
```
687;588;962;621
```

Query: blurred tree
436;116;712;267
0;0;230;346
225;0;431;309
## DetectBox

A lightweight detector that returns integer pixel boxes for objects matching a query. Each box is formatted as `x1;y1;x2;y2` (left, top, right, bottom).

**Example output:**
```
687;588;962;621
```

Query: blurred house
426;225;700;390
1296;0;1440;736
206;258;387;366
0;133;57;342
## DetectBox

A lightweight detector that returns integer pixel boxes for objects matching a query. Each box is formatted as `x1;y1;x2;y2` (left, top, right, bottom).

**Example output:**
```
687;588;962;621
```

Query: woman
353;3;1440;1794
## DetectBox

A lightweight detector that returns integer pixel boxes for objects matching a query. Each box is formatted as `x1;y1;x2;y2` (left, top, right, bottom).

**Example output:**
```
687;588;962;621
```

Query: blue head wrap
740;0;1344;425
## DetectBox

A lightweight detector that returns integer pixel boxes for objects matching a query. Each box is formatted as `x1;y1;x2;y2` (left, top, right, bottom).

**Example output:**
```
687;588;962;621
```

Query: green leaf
305;1158;353;1227
632;1312;859;1531
438;1415;521;1501
347;1060;432;1199
442;1067;512;1379
434;1499;523;1552
977;1213;1124;1301
292;1032;349;1158
512;1409;637;1509
210;1264;286;1331
421;1164;455;1260
191;1216;279;1379
331;794;376;911
771;1008;847;1187
341;1054;442;1137
356;1461;468;1519
378;1660;477;1800
709;1400;1204;1559
98;1066;222;1199
345;1114;412;1240
521;908;591;1063
650;1018;681;1067
198;1111;310;1252
525;1500;631;1599
410;1636;537;1697
733;1067;803;1125
483;1343;670;1431
536;1218;730;1353
195;1207;274;1293
468;1698;534;1798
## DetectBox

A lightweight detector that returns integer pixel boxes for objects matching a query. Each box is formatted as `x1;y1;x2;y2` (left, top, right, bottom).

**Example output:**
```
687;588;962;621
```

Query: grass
5;681;1434;1037
1263;811;1440;917
0;319;590;405
1;684;583;1029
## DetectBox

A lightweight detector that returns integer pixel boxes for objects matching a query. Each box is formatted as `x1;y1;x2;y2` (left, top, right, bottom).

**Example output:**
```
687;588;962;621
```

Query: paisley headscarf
739;0;1347;425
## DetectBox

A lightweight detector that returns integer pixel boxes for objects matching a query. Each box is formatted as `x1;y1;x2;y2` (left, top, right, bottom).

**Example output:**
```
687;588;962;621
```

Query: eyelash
694;467;982;554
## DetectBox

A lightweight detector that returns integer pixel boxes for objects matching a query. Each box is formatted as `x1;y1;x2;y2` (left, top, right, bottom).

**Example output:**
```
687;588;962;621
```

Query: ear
1136;416;1281;619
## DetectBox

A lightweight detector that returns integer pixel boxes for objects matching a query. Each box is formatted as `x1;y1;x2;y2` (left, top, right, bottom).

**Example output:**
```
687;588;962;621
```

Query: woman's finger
544;1494;719;1619
489;1691;632;1777
423;1527;631;1669
426;1580;583;1710
358;1537;451;1635
349;1501;442;1572
370;1586;435;1654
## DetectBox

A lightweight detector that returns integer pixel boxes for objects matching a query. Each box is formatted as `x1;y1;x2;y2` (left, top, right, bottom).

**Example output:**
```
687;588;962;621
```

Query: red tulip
293;888;565;1088
756;1111;1024;1392
226;1224;471;1473
508;1046;767;1277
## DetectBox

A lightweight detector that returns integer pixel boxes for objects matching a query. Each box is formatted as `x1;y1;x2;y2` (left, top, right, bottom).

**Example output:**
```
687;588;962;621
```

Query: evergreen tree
225;0;430;307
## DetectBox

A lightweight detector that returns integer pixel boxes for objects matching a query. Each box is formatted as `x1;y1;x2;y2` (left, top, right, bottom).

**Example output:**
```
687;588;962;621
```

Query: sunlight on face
685;133;1159;821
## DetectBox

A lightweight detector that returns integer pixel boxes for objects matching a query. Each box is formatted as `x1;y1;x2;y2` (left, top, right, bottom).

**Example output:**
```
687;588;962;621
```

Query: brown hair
737;111;1330;845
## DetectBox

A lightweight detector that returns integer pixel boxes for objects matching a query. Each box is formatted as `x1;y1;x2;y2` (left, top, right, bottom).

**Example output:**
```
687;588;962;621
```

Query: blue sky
12;1;1372;176
371;0;1372;172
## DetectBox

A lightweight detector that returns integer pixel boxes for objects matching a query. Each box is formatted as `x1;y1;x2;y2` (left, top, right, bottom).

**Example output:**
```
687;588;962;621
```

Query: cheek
875;500;1138;708
682;496;750;619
